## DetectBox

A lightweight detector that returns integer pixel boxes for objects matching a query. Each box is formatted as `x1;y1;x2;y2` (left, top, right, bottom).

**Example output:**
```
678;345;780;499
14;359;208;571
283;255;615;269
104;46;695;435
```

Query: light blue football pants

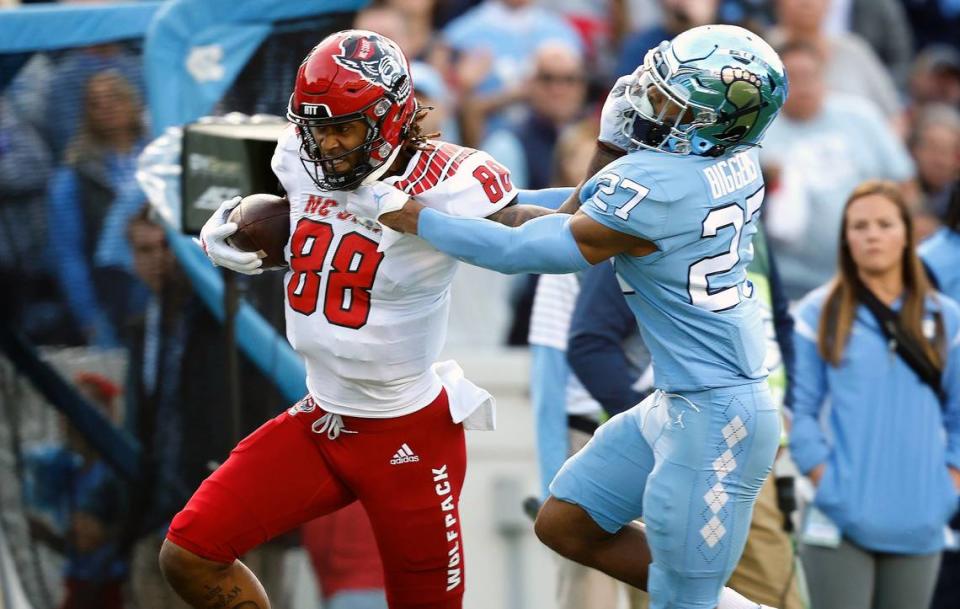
550;382;780;609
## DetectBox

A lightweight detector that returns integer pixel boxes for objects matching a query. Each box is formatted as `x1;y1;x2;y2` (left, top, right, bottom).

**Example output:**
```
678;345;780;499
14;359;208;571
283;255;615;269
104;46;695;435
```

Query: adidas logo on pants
391;443;420;465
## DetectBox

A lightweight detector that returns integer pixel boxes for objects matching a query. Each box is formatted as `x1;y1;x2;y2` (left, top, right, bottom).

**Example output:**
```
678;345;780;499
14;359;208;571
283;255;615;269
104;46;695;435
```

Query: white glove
197;196;263;275
345;182;410;252
598;72;638;152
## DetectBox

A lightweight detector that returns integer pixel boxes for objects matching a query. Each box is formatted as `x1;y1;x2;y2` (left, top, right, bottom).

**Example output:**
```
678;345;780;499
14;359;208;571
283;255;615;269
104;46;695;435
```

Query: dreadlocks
404;105;441;152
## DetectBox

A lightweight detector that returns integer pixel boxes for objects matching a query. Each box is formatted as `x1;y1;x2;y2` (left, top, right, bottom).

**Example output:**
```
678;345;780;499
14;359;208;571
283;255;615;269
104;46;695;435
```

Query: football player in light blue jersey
351;25;789;609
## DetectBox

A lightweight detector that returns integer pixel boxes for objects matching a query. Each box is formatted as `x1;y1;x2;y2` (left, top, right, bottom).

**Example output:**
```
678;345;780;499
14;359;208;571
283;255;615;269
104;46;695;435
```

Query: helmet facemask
623;49;718;155
290;95;407;191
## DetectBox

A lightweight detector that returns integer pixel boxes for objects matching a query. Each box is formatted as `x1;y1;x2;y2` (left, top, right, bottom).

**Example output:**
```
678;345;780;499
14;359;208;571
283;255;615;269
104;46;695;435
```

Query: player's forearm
389;190;569;231
516;188;575;210
556;142;627;215
415;208;591;274
487;203;554;227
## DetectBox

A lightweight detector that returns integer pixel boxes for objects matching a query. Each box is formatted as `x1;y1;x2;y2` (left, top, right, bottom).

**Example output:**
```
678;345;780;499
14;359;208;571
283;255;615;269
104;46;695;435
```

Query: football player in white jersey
157;30;553;609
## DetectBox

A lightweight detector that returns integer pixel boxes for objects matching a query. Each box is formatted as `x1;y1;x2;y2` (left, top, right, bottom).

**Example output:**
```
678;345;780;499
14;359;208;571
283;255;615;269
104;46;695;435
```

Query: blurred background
0;1;958;609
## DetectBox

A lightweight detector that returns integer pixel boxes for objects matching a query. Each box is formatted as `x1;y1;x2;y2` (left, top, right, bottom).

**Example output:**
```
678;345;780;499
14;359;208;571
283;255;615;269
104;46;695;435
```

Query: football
226;194;291;270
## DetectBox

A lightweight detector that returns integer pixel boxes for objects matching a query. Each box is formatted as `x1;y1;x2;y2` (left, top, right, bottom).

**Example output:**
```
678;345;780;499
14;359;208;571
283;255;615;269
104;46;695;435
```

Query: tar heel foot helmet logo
622;24;788;157
716;65;763;143
333;33;412;104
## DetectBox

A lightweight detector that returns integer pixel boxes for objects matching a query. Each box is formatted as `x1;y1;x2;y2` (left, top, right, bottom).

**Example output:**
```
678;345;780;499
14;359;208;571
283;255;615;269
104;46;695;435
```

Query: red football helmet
287;30;417;191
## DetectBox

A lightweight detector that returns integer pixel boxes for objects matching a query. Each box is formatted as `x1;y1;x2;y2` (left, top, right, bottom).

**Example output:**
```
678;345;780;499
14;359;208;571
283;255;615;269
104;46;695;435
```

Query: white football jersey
271;127;515;417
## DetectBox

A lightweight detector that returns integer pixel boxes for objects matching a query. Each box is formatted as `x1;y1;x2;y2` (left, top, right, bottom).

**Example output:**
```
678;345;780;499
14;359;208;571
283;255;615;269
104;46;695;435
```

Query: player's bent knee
534;498;596;560
533;513;557;551
533;501;563;549
159;539;231;587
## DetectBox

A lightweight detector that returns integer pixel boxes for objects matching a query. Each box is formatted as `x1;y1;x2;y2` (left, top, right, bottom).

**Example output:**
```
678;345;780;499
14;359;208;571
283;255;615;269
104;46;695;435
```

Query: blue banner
0;2;162;53
144;0;369;133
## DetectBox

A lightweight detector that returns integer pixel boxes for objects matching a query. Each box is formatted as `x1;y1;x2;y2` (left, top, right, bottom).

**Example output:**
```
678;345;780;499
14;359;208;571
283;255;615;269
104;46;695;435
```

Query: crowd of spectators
1;0;959;608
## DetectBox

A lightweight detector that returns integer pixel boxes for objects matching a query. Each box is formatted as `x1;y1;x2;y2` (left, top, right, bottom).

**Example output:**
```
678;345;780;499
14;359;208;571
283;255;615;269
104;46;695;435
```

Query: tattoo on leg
202;585;242;609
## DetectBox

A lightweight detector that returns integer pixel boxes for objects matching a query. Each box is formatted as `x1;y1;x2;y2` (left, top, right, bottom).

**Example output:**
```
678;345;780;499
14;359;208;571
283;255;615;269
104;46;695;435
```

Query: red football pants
167;389;467;609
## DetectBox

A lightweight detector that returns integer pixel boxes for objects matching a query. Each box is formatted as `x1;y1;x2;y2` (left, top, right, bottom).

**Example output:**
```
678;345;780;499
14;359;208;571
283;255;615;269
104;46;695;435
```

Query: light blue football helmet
623;24;789;156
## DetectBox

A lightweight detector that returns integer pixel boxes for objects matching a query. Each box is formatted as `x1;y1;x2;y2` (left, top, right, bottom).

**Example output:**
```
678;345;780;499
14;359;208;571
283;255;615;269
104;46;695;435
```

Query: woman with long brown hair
789;180;960;609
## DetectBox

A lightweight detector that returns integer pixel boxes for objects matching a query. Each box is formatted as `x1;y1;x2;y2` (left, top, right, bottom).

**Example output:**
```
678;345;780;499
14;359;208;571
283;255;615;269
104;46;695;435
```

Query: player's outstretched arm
487;187;576;228
494;187;581;228
566;211;657;261
516;187;575;209
381;201;653;274
486;202;556;227
421;208;589;274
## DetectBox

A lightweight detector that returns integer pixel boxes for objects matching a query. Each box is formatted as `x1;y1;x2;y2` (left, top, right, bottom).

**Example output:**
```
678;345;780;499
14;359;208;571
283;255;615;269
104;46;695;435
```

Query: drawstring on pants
657;391;702;413
311;412;357;440
650;390;701;430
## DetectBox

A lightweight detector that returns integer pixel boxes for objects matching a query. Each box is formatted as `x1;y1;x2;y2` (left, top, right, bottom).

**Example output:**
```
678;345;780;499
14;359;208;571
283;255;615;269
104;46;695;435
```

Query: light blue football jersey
580;148;768;392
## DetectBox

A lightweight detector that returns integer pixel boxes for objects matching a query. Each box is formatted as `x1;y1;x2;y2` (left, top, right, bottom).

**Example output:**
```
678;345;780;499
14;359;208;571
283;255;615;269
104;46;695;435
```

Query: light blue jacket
921;228;960;303
790;285;960;554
